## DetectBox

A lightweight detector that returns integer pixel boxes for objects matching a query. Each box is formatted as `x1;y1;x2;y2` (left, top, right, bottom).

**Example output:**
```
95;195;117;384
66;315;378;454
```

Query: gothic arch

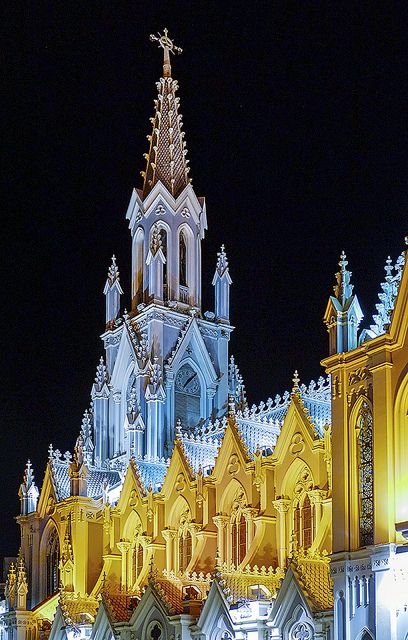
355;628;374;640
177;223;195;296
123;509;143;541
150;221;172;294
141;614;167;640
174;358;205;430
394;370;408;524
281;458;314;498
169;494;191;529
349;396;374;548
133;226;145;303
283;603;314;640
219;479;250;567
219;478;247;514
167;495;194;573
40;519;60;599
281;460;315;551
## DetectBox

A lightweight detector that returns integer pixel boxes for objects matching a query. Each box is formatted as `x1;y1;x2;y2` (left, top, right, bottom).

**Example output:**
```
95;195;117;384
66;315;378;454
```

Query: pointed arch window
302;495;313;550
358;403;374;547
46;529;60;596
159;229;168;289
179;231;187;287
179;530;192;572
132;542;144;582
134;228;144;303
294;502;301;545
231;513;247;566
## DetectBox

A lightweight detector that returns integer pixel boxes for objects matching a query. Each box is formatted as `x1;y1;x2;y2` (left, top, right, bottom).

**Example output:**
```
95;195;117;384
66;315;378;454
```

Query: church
1;30;408;640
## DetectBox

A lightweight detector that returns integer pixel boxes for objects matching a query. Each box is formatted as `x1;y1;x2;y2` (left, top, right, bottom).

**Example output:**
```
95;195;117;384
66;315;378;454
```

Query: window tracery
159;228;168;289
230;490;248;567
175;363;201;430
178;508;193;572
46;528;60;597
357;402;374;547
292;468;315;550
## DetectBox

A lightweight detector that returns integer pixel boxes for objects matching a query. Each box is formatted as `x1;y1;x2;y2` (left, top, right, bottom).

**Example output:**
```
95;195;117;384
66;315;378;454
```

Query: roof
59;592;99;626
290;548;334;612
51;463;121;501
217;564;284;603
134;458;169;492
142;73;190;198
154;579;184;614
104;593;140;623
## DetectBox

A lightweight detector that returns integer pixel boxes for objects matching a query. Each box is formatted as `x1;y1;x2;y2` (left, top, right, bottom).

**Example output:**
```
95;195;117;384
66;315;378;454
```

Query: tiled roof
291;549;334;611
105;593;140;622
154;579;184;614
134;459;168;492
52;464;121;501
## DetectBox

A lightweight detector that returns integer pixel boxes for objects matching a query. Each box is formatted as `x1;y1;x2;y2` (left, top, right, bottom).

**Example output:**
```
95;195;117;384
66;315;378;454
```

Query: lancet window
159;229;168;289
293;468;315;550
357;403;374;547
132;542;144;582
179;230;187;287
178;508;193;572
229;490;248;567
46;528;60;596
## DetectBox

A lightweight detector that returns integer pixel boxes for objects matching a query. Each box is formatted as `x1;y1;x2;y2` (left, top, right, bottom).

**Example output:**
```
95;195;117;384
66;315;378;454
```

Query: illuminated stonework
1;30;408;640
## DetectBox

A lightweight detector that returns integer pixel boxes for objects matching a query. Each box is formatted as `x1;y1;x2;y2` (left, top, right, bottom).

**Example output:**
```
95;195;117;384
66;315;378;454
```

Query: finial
292;370;300;393
107;254;120;284
150;28;182;77
333;250;353;305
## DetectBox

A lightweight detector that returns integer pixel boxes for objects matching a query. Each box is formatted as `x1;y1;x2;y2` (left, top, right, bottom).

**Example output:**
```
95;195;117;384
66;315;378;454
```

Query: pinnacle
333;250;353;305
292;370;300;393
142;68;190;199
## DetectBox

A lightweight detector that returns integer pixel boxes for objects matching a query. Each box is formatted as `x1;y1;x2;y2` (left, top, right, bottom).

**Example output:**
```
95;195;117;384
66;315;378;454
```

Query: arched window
179;530;192;572
46;528;60;596
159;229;167;290
358;403;374;547
132;542;144;582
179;231;187;287
294;502;301;544
134;228;144;304
302;495;313;549
175;363;201;430
231;513;247;567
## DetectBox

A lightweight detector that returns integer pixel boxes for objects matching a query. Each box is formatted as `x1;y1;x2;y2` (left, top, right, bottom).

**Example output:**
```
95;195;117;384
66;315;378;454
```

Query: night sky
1;2;407;559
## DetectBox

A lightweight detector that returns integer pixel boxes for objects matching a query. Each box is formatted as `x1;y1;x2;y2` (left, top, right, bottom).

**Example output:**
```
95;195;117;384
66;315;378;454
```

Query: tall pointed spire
104;255;123;329
142;29;190;199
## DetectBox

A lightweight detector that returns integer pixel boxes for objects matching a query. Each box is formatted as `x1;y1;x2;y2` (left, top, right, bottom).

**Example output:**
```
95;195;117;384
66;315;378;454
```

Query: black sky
1;1;407;559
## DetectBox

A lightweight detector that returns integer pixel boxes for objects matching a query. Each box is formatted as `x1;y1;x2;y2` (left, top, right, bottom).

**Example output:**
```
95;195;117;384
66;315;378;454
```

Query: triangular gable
168;318;218;385
115;458;147;514
124;584;174;636
37;463;59;518
109;326;136;390
212;417;251;480
195;578;234;638
47;606;67;640
272;394;317;465
269;565;315;631
140;181;206;236
160;438;195;497
90;598;115;640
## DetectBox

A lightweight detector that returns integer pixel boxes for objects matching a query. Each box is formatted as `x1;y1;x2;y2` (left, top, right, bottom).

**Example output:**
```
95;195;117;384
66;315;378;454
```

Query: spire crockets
142;29;190;199
104;255;123;328
324;251;363;355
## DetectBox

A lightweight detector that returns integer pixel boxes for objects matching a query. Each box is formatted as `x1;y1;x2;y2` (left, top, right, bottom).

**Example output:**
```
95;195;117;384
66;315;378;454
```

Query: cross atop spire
150;28;183;78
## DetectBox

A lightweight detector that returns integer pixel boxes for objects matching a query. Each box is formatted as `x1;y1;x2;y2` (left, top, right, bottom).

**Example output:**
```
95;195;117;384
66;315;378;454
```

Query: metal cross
149;28;182;77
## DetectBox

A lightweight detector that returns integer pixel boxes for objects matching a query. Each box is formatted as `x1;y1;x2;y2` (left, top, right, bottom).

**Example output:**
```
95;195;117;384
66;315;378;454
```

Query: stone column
162;529;176;572
212;515;229;564
273;498;291;568
112;392;121;456
243;508;257;548
117;539;131;590
308;489;327;533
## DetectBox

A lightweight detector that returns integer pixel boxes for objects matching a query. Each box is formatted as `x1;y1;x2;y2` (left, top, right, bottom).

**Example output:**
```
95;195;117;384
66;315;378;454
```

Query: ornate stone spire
333;251;353;305
18;459;39;515
141;30;190;198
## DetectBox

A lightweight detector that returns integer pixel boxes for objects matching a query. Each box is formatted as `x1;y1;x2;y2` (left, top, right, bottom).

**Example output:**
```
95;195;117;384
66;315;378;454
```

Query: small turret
324;251;363;355
18;460;39;515
212;245;232;323
146;224;166;303
103;255;123;329
81;409;94;466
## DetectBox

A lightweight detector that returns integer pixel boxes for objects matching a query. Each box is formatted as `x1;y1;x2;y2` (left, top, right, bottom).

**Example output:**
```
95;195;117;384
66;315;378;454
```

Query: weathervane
149;28;182;77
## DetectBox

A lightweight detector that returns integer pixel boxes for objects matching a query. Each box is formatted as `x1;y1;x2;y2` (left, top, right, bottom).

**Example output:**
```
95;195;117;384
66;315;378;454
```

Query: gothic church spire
141;29;190;199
